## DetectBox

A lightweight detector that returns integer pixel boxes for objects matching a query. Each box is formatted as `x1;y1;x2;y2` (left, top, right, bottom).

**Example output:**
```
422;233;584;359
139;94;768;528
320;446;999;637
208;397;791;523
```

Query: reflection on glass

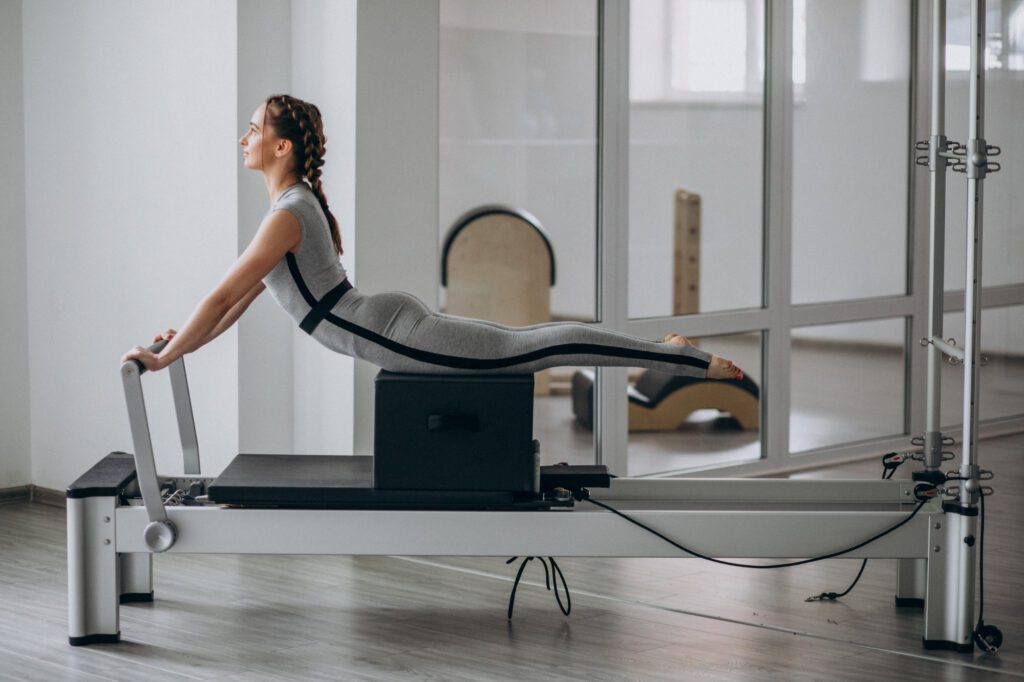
941;306;1024;426
979;305;1024;420
534;365;598;466
625;332;763;475
438;0;599;323
628;0;765;318
945;0;1023;71
943;0;1024;290
791;0;910;304
791;319;905;453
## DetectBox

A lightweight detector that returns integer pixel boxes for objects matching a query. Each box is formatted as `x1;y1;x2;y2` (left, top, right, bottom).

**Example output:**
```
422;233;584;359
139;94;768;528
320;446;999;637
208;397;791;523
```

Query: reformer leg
895;559;926;608
923;511;977;652
67;496;121;645
119;552;153;603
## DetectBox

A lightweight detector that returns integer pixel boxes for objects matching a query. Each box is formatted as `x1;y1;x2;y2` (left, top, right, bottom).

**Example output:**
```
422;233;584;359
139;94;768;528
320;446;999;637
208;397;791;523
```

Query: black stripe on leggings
286;255;709;371
318;310;708;371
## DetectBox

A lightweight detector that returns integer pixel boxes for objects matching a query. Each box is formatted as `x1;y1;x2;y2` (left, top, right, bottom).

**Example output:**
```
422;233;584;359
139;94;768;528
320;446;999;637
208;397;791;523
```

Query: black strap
286;253;319;308
299;278;353;335
286;253;353;335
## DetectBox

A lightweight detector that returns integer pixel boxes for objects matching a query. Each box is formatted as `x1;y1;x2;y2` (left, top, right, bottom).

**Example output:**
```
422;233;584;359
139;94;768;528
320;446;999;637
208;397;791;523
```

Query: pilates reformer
66;0;1002;654
65;350;979;651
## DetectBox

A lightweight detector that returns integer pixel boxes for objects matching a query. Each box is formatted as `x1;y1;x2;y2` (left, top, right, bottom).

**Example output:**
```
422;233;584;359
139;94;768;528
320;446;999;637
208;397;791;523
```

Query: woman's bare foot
662;332;694;346
662;332;743;380
707;355;743;380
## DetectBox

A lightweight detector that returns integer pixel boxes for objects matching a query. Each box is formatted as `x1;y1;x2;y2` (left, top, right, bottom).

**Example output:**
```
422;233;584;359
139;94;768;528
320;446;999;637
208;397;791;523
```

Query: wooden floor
2;435;1023;680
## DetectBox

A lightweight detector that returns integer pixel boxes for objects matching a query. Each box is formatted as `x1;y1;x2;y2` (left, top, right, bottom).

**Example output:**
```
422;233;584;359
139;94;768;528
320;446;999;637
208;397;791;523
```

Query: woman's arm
201;280;267;346
122;209;299;370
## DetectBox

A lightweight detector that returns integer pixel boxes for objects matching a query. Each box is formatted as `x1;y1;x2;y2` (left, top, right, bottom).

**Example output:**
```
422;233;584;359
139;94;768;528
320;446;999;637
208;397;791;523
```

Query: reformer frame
67;0;998;652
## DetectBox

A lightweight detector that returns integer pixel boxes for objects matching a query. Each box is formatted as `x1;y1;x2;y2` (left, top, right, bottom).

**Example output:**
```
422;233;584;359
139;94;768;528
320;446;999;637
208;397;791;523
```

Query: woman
121;94;741;381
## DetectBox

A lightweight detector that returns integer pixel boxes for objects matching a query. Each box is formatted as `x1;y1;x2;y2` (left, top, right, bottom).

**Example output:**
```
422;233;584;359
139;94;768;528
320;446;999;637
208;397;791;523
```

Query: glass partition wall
437;0;1024;476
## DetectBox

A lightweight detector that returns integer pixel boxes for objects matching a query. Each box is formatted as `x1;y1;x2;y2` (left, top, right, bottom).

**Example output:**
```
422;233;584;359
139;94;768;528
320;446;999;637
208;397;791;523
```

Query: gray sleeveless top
262;182;348;326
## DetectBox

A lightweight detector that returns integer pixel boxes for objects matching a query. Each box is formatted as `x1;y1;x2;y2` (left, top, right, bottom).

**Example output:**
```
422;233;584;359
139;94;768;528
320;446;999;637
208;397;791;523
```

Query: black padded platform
208;454;565;510
67;452;138;499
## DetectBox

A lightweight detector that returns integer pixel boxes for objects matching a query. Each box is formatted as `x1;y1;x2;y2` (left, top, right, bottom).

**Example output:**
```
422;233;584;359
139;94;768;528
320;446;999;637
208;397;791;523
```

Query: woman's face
239;103;278;171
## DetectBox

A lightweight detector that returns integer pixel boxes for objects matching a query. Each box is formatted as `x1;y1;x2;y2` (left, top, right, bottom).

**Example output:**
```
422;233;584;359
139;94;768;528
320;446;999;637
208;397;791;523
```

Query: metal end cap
144;520;177;553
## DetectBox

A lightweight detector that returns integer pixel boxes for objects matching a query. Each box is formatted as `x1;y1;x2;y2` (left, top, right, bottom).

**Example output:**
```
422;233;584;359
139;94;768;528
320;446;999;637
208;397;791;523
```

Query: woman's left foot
707;355;743;380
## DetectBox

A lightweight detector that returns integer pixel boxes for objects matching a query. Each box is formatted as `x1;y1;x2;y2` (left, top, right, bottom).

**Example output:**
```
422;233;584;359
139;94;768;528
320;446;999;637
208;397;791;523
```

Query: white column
290;0;358;456
237;0;295;455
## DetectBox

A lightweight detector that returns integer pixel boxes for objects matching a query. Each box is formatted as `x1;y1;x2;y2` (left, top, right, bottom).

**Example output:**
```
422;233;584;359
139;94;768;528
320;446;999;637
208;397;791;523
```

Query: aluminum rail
113;504;935;559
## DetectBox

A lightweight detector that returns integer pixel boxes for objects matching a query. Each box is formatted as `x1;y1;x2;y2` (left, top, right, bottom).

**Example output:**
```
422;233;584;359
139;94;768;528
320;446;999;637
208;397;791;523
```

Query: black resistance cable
509;473;1002;653
580;487;929;570
506;556;571;619
505;477;931;619
973;492;1003;653
806;451;907;602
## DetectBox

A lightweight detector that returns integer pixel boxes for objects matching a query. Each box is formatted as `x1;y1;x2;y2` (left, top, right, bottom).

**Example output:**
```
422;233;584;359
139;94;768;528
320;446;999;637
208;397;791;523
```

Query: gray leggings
308;288;712;377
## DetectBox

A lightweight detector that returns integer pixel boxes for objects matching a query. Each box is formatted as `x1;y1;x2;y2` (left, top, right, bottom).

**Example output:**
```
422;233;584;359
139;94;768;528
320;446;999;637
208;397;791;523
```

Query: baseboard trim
31;485;67;508
0;485;67;508
0;485;31;505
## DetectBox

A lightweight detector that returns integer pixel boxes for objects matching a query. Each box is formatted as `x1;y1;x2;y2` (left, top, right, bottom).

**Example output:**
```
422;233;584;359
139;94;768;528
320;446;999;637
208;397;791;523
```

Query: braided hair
263;94;343;256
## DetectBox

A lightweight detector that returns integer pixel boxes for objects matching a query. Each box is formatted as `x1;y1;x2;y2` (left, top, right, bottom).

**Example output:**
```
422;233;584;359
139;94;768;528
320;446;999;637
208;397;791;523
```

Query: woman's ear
275;138;293;158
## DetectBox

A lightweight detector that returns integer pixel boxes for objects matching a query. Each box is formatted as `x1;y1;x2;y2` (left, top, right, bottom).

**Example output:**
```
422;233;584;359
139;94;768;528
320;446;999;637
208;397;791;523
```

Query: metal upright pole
959;0;988;505
943;0;992;650
898;0;950;610
923;0;997;651
923;0;948;473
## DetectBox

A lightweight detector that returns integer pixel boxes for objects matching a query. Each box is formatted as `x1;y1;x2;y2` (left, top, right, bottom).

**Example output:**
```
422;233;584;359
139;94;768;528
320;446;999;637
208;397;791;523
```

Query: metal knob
144;520;177;553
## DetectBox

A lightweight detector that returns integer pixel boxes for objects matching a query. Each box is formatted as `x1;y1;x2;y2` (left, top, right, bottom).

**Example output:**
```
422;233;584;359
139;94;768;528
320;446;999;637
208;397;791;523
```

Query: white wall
0;0;30;489
236;0;360;458
15;0;361;492
23;0;240;489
